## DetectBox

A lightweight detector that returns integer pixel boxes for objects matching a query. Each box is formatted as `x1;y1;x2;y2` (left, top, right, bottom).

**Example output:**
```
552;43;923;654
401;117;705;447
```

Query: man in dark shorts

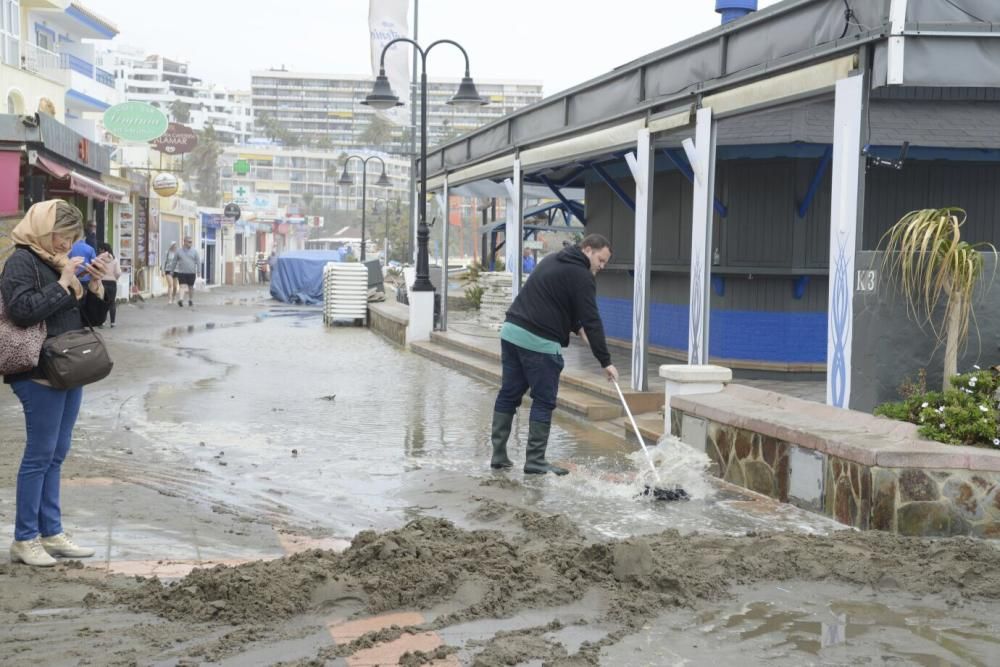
174;236;200;307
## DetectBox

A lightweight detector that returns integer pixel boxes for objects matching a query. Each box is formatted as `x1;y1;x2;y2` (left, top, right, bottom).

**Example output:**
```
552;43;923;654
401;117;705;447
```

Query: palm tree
169;100;191;124
878;207;997;389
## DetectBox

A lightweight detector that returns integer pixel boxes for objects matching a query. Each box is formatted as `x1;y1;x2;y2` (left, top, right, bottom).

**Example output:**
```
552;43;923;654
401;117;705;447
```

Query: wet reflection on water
77;307;841;541
601;582;1000;666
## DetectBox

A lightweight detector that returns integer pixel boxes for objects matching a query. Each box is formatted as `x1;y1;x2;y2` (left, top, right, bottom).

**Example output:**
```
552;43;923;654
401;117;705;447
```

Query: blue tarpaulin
269;251;342;304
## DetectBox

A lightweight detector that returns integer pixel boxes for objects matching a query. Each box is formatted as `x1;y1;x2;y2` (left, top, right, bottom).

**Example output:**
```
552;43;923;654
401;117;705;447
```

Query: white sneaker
39;532;95;559
10;537;57;567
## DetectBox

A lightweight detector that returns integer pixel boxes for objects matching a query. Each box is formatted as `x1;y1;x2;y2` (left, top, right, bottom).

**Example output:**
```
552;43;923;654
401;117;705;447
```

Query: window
0;0;20;68
6;90;23;114
35;28;51;51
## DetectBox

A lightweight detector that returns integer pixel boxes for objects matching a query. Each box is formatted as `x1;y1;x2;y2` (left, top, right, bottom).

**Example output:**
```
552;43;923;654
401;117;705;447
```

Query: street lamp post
338;155;391;261
363;38;486;295
371;197;397;262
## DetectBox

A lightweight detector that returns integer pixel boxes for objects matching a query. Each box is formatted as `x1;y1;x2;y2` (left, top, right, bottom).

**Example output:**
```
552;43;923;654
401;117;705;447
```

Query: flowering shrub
875;369;1000;448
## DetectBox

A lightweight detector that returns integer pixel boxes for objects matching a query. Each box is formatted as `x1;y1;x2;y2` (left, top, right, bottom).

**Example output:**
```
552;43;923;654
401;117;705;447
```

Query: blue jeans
494;339;563;424
10;380;83;541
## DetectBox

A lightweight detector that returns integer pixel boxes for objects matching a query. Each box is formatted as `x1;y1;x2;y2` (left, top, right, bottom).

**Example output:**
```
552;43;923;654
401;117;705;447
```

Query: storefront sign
103;102;169;143
224;203;241;221
152;172;179;197
151;123;198;155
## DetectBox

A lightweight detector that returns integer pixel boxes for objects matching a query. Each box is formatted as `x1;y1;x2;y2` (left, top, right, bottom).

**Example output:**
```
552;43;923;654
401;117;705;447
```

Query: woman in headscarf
0;200;109;567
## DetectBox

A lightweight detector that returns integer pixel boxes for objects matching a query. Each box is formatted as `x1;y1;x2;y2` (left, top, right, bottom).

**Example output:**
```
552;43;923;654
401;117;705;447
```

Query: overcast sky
84;0;784;95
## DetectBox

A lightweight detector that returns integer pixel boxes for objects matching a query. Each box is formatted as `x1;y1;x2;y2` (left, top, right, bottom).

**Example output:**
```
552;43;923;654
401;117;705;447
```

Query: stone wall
678;411;1000;538
368;302;407;347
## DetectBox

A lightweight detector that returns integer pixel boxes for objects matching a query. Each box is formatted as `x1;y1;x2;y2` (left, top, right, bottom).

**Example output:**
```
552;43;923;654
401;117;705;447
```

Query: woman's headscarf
11;200;84;298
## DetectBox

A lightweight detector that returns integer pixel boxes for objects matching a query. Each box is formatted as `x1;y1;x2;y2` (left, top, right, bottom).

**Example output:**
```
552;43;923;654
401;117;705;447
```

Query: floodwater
601;582;1000;666
15;301;1000;665
72;304;839;542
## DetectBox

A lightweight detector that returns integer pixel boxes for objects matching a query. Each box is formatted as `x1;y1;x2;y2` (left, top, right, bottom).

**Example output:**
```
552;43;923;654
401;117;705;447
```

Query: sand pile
119;503;1000;635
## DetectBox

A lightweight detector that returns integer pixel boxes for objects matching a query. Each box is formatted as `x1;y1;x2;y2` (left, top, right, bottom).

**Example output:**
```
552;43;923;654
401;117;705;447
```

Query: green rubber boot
490;411;515;469
523;420;568;475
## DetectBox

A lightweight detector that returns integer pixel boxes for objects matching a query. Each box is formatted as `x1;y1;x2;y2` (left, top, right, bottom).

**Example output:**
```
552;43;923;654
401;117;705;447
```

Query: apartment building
103;46;252;144
250;69;543;149
219;144;410;215
6;0;120;141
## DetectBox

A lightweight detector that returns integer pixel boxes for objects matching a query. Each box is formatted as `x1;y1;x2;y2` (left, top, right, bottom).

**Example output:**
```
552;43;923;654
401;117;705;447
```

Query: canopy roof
423;0;1000;187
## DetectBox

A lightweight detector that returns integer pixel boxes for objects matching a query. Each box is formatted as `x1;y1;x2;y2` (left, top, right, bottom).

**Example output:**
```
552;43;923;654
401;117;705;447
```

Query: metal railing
20;41;62;82
21;44;115;89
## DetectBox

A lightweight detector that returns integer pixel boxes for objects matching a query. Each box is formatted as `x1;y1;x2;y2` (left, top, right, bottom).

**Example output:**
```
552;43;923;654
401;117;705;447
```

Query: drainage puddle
601;581;1000;665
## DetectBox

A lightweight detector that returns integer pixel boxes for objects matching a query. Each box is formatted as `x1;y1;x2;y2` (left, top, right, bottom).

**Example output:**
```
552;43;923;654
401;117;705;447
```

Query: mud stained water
104;503;1000;665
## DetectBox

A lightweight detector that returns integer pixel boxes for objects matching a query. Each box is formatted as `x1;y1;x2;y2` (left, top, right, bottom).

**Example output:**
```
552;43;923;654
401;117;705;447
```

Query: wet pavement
4;287;1000;666
57;294;840;546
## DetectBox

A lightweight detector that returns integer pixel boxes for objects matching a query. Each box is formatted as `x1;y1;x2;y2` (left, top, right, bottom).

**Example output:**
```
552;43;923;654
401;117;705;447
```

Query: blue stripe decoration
598;296;826;363
66;88;110;111
65;6;118;39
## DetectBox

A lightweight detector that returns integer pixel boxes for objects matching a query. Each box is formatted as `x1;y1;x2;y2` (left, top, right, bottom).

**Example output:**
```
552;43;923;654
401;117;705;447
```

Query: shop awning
33;155;127;203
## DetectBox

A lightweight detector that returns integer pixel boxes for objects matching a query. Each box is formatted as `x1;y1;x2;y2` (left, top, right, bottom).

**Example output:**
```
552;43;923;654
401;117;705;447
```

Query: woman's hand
83;255;108;283
59;257;84;293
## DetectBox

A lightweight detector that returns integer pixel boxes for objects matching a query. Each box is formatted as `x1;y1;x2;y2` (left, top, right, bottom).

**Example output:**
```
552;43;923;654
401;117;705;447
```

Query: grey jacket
174;247;199;274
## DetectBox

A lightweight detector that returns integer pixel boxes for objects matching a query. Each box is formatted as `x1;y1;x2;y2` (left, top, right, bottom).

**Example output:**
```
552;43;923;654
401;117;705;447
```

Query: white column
439;174;450;331
682;107;717;365
503;158;523;301
625;128;654;391
827;75;866;408
887;0;908;85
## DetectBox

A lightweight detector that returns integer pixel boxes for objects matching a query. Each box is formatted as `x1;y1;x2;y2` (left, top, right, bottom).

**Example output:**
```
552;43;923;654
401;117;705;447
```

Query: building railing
20;41;62;82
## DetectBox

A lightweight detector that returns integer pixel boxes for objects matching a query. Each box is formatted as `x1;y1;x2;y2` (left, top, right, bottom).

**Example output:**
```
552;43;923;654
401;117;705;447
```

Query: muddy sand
3;497;1000;665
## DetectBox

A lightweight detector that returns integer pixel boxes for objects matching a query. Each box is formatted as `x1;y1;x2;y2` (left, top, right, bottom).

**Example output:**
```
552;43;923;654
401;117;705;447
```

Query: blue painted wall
598;297;826;363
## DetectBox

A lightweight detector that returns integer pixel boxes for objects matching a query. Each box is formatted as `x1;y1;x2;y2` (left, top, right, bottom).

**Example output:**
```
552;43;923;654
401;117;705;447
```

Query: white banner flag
369;0;410;126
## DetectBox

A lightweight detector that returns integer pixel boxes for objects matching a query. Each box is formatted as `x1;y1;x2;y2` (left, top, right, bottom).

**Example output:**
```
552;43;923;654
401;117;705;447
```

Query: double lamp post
338;154;391;261
362;38;487;294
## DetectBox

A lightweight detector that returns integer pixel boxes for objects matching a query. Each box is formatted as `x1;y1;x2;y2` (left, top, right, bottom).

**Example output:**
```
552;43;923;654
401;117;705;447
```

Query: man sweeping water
490;234;619;475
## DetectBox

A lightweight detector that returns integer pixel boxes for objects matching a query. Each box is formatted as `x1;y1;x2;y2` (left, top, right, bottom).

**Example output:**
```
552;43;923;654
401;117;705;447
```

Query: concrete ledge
659;364;732;383
369;301;409;346
607;336;826;373
672;384;1000;537
673;384;1000;472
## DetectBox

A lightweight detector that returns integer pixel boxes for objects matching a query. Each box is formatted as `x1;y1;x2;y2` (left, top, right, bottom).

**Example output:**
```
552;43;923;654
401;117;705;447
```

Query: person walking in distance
489;234;618;475
163;241;179;302
97;243;122;327
174;237;199;307
0;200;109;566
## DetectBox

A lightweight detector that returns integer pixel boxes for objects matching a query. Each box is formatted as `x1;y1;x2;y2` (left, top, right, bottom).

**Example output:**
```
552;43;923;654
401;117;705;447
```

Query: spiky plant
878;208;996;390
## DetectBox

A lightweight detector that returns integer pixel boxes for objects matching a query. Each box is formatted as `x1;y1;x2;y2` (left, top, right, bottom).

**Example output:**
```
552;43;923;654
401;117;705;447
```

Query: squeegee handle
613;379;662;483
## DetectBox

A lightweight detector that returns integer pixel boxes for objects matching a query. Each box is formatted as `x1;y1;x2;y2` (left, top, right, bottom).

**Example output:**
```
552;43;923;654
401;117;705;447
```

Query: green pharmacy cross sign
233;159;250;175
103;102;169;143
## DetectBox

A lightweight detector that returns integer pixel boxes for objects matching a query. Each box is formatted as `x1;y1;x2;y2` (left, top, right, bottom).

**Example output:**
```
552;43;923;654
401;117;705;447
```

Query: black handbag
39;313;113;390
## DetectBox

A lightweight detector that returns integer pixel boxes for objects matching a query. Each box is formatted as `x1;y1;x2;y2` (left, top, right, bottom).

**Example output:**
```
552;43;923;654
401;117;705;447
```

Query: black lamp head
376;171;391;187
362;70;403;110
448;76;487;108
337;167;353;186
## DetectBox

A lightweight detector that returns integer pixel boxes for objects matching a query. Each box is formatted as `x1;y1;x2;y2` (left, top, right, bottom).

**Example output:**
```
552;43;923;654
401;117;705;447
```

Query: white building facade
250;69;543;149
103;46;252;144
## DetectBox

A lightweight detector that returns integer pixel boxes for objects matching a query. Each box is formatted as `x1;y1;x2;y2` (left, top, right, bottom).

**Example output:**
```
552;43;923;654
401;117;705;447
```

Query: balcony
20;41;63;84
21;41;117;97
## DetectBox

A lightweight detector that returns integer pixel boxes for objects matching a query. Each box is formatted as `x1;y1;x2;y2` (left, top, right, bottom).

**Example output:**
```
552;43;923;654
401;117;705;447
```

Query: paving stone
896;501;952;537
899;469;939;502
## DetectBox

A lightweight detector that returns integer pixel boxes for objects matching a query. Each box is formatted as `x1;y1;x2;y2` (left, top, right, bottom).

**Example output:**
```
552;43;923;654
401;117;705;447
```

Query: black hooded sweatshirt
504;245;612;368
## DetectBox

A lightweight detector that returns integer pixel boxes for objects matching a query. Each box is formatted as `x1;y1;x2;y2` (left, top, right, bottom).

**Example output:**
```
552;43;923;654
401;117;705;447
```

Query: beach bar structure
420;0;1000;411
